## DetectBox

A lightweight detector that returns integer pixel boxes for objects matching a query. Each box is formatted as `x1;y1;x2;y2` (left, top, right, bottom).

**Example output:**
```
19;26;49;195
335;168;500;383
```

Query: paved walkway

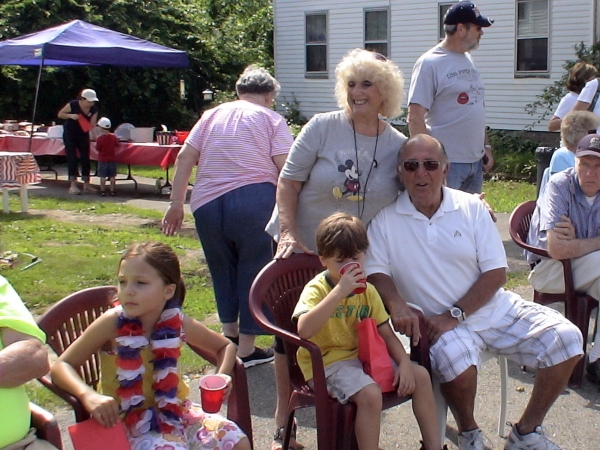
18;170;600;449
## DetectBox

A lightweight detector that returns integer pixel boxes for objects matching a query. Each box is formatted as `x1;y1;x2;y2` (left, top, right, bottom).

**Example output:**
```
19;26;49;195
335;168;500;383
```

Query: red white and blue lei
115;298;185;437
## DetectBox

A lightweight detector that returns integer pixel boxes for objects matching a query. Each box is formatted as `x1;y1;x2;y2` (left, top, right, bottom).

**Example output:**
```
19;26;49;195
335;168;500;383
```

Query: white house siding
274;0;595;131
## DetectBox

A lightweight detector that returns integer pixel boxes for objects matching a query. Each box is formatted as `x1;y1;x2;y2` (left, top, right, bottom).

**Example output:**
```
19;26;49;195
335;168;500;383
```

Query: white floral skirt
128;403;246;450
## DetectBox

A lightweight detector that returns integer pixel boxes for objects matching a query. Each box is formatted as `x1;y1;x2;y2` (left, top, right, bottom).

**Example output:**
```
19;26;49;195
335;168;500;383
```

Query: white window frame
305;11;328;79
438;3;455;42
364;8;390;57
515;0;549;76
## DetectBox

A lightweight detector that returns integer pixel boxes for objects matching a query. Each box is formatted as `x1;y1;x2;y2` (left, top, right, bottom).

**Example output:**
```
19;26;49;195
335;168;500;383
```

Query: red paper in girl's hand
68;418;131;450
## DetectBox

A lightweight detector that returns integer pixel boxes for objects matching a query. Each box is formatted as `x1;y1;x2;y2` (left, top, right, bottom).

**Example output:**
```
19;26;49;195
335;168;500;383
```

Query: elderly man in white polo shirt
365;134;582;450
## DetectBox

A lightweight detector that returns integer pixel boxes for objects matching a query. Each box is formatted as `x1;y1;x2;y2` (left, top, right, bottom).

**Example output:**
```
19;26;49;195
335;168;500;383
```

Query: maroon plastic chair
30;402;63;449
37;286;253;446
249;253;431;450
509;200;599;388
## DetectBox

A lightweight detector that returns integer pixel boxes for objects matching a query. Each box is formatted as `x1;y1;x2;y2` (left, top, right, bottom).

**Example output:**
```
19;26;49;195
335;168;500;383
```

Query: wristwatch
449;306;466;323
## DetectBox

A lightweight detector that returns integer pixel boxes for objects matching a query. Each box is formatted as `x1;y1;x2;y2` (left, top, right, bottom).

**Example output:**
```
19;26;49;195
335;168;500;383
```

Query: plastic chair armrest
38;374;90;422
30;402;63;449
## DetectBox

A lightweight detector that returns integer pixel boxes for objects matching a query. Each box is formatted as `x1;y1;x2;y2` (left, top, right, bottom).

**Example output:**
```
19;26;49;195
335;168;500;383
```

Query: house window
365;9;389;56
438;3;454;41
306;12;327;77
516;0;549;73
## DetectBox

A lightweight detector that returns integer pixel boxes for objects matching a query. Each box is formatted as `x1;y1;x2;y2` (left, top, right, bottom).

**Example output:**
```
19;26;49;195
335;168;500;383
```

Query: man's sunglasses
402;160;442;172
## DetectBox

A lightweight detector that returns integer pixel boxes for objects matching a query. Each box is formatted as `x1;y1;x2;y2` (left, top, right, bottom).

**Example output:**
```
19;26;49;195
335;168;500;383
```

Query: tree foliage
526;41;600;129
0;0;273;129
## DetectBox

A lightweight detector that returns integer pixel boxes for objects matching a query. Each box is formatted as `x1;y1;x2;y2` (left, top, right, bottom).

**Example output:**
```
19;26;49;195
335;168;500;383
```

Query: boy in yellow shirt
292;212;442;450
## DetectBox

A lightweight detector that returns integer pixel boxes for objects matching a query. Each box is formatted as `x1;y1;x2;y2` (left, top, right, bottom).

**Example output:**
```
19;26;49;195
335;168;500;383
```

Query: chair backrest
508;200;552;261
509;200;534;244
249;254;324;388
37;286;118;389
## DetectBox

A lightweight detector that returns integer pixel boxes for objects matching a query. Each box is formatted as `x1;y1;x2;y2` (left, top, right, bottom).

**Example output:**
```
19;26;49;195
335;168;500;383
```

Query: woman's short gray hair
236;65;281;97
561;110;600;148
334;48;404;119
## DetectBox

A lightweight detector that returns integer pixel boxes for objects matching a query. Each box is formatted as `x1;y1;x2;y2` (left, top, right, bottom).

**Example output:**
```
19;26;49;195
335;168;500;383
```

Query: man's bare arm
453;268;506;317
547;228;600;260
0;329;49;388
367;272;420;345
407;103;429;137
572;100;591;112
425;268;506;344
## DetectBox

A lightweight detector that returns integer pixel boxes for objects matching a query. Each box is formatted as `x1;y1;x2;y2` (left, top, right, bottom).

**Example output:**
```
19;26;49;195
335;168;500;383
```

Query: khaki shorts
309;358;377;404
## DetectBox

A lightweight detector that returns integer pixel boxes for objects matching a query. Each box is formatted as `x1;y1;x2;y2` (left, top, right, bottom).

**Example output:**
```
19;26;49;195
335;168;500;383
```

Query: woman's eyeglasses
402;160;442;172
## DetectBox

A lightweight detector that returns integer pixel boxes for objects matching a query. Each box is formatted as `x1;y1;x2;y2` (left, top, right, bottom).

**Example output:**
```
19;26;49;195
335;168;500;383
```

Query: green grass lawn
483;179;537;213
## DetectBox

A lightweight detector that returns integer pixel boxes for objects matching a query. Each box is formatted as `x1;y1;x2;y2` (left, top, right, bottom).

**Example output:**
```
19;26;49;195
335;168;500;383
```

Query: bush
280;94;308;137
488;130;537;182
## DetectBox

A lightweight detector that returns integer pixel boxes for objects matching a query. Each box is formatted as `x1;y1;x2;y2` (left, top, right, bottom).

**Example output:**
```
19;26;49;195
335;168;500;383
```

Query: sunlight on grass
0;211;201;313
483;180;537;213
26;196;166;220
505;271;530;290
129;165;196;185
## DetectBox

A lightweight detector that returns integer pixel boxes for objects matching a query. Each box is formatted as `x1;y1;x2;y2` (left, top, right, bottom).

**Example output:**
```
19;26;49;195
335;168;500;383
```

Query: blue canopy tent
0;20;190;147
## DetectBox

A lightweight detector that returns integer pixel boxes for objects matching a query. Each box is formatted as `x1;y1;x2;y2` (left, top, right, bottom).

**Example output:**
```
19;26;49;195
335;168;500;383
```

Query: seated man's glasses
402;160;442;172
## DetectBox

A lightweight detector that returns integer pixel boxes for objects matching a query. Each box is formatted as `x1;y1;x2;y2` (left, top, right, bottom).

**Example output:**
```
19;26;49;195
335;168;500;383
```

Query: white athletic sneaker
458;428;485;450
504;423;562;449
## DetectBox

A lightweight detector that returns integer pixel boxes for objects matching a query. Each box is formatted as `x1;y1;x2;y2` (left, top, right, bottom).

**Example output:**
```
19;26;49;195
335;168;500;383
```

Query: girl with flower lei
51;242;251;450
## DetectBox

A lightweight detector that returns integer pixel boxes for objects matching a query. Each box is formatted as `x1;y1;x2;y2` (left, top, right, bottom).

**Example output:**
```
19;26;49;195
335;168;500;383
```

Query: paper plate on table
115;123;134;141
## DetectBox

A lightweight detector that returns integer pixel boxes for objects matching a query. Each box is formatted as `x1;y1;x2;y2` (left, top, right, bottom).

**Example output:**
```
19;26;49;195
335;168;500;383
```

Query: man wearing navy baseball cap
529;132;600;390
407;2;494;194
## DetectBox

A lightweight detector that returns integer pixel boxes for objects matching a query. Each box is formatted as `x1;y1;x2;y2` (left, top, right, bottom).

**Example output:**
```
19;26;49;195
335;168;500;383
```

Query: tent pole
28;58;44;152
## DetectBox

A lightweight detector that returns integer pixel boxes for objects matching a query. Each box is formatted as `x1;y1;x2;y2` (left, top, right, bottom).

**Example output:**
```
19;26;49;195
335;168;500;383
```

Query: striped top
527;167;600;263
187;100;293;212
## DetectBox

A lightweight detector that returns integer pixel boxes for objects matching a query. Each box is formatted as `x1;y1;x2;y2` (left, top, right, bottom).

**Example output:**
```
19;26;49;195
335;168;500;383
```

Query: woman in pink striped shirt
162;66;292;369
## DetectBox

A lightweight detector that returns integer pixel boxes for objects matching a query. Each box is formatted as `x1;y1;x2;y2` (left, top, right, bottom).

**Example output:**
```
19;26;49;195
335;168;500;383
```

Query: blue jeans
193;183;275;335
445;159;483;194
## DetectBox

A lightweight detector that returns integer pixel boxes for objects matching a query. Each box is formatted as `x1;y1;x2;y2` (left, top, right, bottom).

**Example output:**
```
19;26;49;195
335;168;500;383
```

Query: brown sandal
271;419;305;450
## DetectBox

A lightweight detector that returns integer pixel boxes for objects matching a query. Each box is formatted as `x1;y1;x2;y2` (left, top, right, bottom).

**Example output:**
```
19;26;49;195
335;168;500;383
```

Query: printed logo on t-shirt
457;92;469;104
454;230;462;237
332;159;363;202
331;304;371;319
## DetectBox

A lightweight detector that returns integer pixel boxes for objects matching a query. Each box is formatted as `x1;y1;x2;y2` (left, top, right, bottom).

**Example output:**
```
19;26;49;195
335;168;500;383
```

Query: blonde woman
265;48;406;450
269;48;406;258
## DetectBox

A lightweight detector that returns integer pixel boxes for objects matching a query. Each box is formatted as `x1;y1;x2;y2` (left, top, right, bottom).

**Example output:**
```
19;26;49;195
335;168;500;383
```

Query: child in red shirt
96;117;119;196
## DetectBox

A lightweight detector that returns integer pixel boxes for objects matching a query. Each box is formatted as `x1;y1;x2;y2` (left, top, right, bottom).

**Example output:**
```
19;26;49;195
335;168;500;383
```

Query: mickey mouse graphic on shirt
332;159;363;202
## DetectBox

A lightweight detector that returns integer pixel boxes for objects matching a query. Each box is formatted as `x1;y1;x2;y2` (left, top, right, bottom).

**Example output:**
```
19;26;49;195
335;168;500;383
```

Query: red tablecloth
0;151;41;188
0;135;181;169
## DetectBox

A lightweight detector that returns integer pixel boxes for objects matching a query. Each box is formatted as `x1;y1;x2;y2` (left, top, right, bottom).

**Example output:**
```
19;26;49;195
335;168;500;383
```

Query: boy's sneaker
458;428;485;450
504;423;562;450
240;346;274;368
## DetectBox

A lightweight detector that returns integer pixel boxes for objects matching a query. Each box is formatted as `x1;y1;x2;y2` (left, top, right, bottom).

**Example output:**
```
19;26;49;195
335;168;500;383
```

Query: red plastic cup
339;262;367;295
199;374;227;413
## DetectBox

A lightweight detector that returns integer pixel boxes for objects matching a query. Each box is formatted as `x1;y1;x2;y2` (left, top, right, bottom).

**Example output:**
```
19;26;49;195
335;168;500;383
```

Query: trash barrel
535;146;556;197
